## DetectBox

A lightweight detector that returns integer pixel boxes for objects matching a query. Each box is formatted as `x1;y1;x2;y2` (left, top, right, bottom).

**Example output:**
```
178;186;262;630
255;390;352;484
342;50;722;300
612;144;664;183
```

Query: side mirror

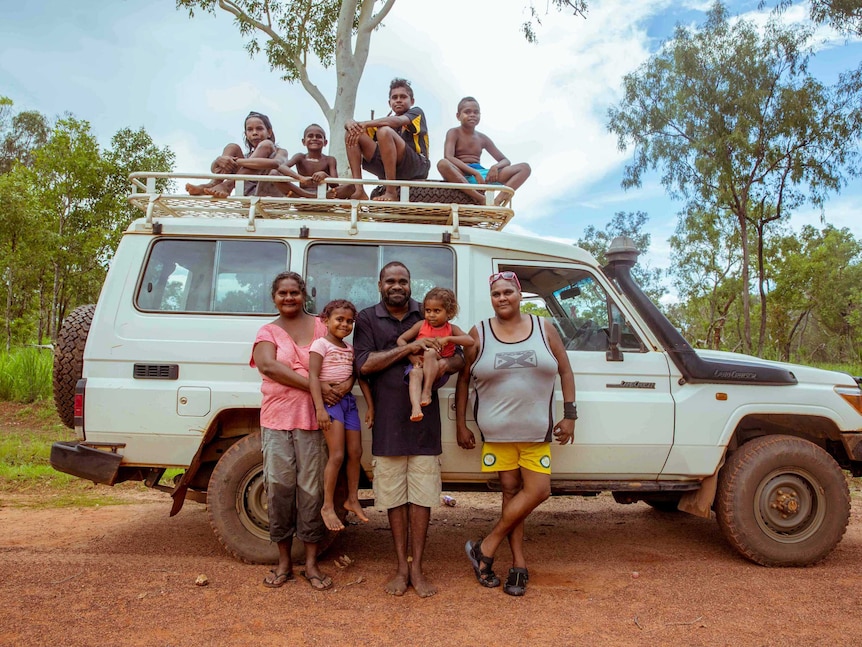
606;322;623;362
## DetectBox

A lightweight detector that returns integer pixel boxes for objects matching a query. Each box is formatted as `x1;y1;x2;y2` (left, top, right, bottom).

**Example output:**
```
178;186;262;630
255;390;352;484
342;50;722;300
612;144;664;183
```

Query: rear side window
137;239;288;314
305;244;455;313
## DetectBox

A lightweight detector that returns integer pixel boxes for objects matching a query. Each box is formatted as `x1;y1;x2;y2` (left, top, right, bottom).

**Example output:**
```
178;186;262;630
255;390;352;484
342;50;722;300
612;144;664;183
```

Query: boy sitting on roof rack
339;78;431;202
437;97;531;206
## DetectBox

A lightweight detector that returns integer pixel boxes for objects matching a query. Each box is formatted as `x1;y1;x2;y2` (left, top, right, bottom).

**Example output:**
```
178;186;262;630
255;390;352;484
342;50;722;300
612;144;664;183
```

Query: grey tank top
471;314;559;443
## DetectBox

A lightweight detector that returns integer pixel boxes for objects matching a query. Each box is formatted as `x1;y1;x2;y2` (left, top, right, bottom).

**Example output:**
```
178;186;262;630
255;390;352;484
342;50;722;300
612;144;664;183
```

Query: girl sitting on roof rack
185;111;303;199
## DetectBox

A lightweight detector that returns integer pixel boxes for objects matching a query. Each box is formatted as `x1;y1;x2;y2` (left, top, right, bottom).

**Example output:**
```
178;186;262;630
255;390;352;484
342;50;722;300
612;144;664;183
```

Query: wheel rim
237;466;270;541
753;467;826;543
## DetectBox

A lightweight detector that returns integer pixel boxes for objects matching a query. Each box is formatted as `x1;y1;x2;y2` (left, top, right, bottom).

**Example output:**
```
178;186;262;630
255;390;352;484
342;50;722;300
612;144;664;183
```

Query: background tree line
0;97;174;349
1;0;861;372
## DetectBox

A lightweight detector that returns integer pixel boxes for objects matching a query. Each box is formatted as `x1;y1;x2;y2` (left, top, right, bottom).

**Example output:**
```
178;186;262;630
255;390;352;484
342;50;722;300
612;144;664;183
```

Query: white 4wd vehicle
51;172;862;567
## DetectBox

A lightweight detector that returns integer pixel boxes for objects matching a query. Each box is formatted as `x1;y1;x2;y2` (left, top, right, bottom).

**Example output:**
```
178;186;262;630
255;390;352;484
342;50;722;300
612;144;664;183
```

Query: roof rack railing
128;172;514;236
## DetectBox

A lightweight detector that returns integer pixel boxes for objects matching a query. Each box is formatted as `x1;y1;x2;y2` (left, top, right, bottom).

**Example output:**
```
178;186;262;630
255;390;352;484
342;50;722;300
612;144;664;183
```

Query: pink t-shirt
250;318;326;431
309;337;355;383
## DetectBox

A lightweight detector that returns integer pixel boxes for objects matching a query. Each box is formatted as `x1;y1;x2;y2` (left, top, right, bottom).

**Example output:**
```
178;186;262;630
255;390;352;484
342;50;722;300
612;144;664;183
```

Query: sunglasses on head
488;271;521;289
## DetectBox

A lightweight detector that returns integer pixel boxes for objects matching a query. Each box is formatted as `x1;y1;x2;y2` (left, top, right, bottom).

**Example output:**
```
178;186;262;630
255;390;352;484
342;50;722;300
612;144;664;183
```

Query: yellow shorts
481;442;551;475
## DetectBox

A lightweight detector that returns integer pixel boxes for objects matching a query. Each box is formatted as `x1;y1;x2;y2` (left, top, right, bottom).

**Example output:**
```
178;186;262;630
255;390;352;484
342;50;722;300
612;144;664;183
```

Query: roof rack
128;172;514;236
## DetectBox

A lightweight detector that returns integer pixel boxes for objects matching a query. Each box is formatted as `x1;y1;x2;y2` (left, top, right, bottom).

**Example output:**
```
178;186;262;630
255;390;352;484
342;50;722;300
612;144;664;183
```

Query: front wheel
206;432;278;564
715;435;850;566
206;432;347;564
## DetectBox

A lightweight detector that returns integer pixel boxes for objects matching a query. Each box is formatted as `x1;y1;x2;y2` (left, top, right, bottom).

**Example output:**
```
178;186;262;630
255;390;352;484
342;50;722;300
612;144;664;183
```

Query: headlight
835;385;862;415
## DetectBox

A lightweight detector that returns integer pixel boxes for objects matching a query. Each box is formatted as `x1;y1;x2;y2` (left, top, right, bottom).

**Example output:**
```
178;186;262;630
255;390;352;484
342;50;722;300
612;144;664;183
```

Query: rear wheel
53;304;95;429
206;432;346;565
716;435;850;566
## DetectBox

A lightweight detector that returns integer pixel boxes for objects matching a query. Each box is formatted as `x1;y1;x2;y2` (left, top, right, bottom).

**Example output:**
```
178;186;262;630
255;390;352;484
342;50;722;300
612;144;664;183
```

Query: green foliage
608;1;862;355
520;301;550;317
0;348;53;403
0;99;175;346
521;0;587;42
763;0;862;37
578;210;666;303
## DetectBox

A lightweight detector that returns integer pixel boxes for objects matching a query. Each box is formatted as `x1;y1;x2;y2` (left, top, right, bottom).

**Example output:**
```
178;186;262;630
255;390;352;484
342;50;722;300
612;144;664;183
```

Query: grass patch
0;347;53;403
0;400;178;505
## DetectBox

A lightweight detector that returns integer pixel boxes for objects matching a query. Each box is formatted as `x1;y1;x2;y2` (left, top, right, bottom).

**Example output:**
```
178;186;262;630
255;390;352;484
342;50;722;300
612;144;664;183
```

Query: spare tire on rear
370;184;474;204
53;304;95;429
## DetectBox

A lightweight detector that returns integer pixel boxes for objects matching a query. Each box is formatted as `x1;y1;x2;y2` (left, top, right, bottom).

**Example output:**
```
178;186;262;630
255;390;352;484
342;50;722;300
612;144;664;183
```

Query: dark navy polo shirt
354;299;443;457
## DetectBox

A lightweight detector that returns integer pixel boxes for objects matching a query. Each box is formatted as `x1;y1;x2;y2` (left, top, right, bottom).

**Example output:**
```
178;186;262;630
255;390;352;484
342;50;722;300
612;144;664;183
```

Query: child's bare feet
328;184;355;199
186;182;209;196
344;499;369;523
385;570;409;596
372;187;398;202
410;409;424;422
204;181;234;198
409;563;438;598
420;392;432;407
321;506;344;532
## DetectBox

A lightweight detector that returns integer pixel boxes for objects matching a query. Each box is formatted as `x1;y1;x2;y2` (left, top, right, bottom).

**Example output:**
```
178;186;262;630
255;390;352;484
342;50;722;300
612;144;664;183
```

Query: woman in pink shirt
251;271;350;590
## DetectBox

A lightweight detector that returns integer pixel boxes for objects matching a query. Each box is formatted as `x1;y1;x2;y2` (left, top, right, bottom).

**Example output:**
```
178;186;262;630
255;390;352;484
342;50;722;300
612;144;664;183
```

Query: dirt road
1;487;861;647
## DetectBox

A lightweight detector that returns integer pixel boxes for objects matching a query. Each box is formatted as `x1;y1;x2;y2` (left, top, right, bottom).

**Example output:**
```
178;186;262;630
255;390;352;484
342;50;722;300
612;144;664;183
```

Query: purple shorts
325;393;361;431
403;363;449;391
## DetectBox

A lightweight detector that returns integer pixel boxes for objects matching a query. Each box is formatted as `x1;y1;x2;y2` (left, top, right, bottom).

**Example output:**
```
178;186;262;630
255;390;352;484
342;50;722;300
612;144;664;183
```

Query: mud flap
678;455;725;518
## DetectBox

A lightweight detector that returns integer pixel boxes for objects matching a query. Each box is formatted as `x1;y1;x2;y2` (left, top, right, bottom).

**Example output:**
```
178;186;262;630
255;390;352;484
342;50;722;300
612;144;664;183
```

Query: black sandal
503;567;529;596
465;539;500;588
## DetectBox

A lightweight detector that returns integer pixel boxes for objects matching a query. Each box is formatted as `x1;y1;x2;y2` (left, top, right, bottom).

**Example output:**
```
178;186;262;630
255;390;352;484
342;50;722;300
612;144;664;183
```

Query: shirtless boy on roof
437;97;531;206
257;123;337;198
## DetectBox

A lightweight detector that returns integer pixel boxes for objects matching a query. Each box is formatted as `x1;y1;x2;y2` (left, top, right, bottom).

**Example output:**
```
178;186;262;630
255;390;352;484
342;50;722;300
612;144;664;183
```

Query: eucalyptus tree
177;0;587;170
607;1;862;354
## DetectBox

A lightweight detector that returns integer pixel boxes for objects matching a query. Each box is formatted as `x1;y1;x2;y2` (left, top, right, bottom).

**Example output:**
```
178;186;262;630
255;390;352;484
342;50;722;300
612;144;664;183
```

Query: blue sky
2;0;860;290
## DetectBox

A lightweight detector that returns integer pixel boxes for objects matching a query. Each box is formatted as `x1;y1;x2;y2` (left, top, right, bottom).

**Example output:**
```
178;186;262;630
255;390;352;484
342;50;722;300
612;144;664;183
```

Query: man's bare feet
186;182;209;196
409;563;438;598
384;571;409;596
204;181;234;198
348;188;369;201
344;499;369;523
321;506;344;532
372;188;398;202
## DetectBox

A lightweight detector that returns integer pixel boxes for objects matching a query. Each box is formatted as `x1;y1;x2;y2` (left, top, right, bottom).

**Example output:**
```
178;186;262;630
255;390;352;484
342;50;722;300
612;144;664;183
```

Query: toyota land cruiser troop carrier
51;171;862;567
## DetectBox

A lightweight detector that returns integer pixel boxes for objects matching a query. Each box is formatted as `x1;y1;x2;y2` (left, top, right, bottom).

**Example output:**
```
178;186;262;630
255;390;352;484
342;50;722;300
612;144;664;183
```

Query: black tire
370;184;474;204
206;432;346;565
53;304;95;429
715;435;850;566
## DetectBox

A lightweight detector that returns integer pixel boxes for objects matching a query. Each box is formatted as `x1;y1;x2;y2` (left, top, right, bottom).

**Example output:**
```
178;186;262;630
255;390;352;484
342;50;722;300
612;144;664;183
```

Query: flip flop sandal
465;539;500;588
503;567;529;596
300;570;333;591
263;569;294;588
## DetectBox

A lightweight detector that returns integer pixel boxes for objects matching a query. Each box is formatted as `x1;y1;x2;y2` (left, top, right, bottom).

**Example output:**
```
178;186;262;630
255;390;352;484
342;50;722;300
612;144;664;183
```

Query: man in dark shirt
340;77;431;202
353;262;462;598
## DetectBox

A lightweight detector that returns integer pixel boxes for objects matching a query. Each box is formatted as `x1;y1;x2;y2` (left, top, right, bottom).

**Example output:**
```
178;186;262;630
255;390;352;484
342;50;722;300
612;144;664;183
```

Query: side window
137;239;288;314
499;264;644;352
306;244;455;313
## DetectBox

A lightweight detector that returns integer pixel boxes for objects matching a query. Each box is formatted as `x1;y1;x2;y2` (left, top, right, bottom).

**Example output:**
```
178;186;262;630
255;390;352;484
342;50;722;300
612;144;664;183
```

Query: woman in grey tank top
455;271;576;596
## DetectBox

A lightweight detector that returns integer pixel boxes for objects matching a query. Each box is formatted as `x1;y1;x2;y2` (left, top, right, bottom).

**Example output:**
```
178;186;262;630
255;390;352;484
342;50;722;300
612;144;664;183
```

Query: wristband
563;402;578;420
